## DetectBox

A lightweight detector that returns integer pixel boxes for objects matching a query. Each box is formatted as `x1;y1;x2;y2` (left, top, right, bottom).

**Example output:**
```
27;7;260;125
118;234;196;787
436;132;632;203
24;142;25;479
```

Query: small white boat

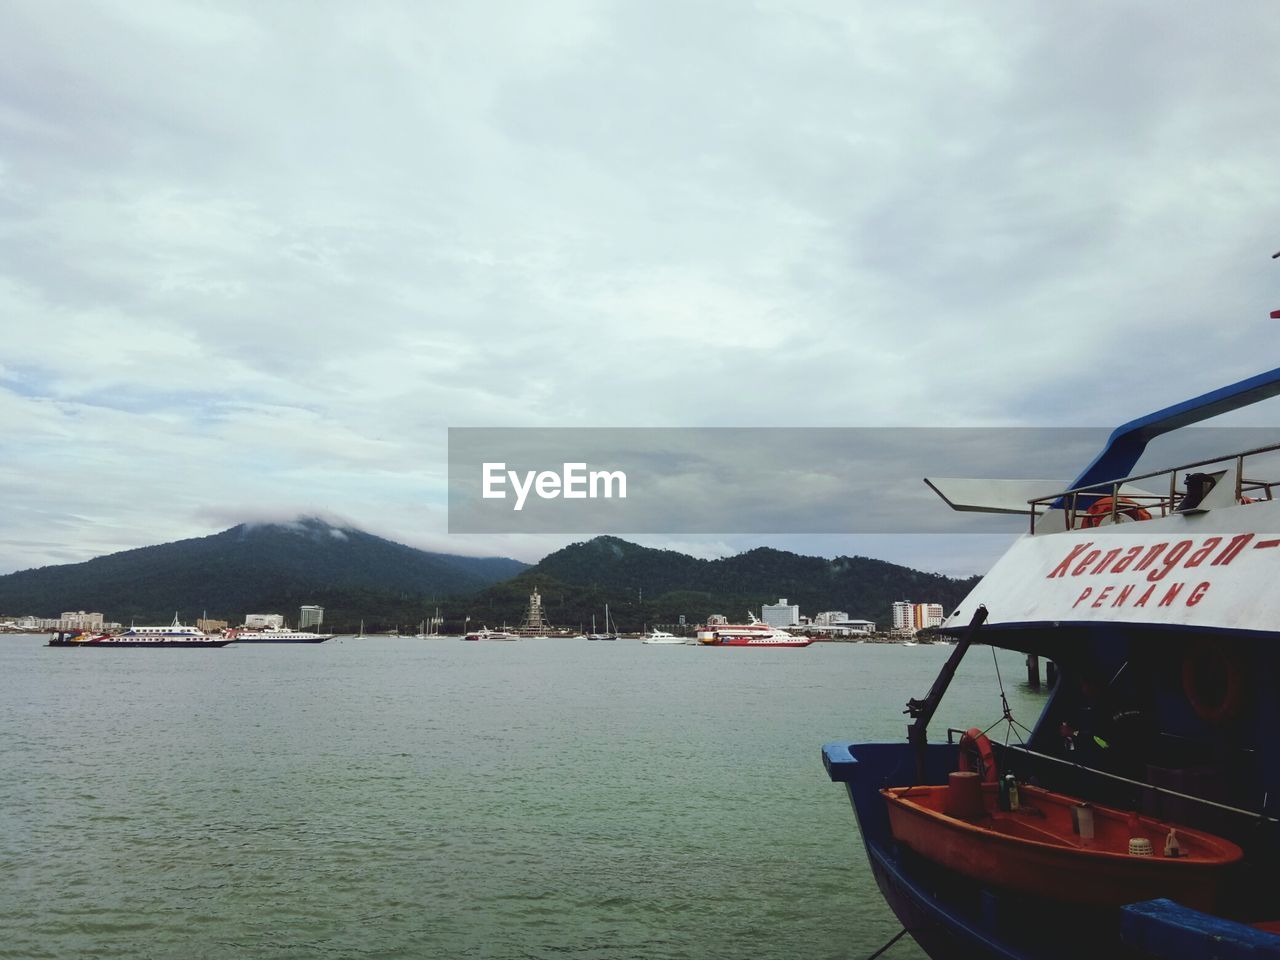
645;632;686;647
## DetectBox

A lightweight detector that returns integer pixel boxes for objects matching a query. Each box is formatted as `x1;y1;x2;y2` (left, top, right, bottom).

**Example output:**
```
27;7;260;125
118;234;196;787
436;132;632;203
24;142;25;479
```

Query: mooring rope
863;927;909;960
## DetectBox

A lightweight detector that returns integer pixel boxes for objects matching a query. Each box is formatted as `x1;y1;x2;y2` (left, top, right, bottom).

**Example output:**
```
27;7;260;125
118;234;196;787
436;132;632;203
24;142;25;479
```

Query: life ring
1182;640;1248;726
1081;496;1152;528
957;727;998;783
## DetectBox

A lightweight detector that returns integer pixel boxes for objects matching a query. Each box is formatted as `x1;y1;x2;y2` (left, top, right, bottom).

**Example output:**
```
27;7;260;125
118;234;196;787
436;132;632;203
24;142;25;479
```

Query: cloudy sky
4;1;1280;578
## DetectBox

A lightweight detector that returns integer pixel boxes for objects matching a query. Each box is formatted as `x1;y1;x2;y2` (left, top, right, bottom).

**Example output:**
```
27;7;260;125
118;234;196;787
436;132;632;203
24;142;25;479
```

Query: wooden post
1026;654;1041;690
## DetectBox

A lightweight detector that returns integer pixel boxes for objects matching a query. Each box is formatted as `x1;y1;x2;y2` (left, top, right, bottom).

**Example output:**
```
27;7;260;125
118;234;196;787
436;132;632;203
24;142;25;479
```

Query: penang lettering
1046;534;1256;612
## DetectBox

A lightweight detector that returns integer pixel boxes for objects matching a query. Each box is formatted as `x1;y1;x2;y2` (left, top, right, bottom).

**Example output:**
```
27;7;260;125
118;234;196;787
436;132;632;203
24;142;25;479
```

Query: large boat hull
48;638;233;648
823;741;1280;960
232;636;330;643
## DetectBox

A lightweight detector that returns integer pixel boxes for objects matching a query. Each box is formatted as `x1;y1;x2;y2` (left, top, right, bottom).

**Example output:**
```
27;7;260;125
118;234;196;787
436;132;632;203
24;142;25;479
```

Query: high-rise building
913;603;944;630
762;598;800;628
59;610;104;630
299;605;324;629
892;601;914;633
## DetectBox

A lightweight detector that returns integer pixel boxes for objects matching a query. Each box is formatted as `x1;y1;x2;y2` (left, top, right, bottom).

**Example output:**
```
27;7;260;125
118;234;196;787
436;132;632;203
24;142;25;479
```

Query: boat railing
1028;440;1280;533
1001;742;1280;827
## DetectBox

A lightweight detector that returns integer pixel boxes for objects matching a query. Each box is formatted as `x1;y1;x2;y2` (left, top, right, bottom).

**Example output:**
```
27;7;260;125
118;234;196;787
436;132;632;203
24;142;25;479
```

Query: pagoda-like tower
517;587;554;635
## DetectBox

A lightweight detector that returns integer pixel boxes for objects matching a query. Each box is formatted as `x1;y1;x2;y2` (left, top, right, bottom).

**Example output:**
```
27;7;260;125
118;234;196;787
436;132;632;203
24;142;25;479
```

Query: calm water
1;636;1046;960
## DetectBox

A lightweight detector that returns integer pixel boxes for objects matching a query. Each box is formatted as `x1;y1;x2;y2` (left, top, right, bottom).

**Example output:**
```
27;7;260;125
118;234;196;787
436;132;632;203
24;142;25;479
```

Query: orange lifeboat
882;779;1242;912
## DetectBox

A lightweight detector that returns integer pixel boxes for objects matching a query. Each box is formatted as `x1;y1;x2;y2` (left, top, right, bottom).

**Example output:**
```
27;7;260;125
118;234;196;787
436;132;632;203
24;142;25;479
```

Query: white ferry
461;627;520;641
48;614;232;648
227;625;334;643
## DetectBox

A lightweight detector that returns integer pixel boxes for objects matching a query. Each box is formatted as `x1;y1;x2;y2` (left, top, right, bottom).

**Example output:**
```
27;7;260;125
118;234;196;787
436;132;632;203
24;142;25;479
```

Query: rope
983;646;1034;749
864;928;909;960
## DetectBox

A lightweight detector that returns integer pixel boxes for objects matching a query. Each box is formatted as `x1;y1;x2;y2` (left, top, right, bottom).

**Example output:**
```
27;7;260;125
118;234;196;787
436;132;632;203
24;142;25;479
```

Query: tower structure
517;588;554;636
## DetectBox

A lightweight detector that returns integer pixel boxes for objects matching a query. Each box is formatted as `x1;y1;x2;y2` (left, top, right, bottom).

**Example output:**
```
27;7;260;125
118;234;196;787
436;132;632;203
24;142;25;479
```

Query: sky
4;1;1280;579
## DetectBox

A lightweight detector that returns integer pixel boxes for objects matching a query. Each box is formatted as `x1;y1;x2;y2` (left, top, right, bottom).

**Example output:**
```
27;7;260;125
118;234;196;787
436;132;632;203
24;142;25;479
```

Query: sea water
0;636;1045;959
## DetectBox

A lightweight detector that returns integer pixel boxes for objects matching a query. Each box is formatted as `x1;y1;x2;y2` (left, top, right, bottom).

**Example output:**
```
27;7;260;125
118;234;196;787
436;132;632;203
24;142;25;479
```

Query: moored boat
48;614;231;648
587;604;619;641
697;613;812;648
461;627;519;641
228;625;333;643
641;629;685;644
882;779;1242;913
821;367;1280;959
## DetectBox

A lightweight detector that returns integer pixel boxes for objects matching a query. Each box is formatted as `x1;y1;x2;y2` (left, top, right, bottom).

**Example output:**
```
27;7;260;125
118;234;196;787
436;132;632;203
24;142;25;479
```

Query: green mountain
459;536;979;632
0;517;526;630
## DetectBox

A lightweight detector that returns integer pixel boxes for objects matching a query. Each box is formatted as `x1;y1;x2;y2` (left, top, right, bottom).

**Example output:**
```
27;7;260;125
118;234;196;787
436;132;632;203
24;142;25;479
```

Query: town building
245;613;285;629
913;603;945;630
893;600;946;635
762;598;800;628
892;601;914;633
299;605;324;629
813;611;851;626
806;618;877;637
835;618;877;634
59;610;104;630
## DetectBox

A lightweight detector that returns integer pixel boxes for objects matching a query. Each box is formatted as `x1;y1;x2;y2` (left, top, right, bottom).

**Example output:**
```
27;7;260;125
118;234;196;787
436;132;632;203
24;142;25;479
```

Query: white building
299;605;324;629
812;611;850;626
762;598;800;628
245;613;286;629
59;610;104;630
835;618;877;634
892;601;914;633
914;603;945;630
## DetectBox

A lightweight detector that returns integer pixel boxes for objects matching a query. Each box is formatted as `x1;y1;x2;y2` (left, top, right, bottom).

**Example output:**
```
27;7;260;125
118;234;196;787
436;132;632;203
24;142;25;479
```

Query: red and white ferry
696;613;813;648
47;614;232;648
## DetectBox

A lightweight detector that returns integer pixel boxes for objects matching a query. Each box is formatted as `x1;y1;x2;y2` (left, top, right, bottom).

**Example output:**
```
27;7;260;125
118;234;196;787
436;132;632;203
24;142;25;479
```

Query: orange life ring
1081;496;1152;528
957;727;998;783
1182;640;1248;726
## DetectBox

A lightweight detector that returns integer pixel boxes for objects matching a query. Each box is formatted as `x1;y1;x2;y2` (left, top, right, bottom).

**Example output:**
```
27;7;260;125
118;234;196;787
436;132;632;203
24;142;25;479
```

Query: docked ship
227;625;333;643
697;613;812;648
822;367;1280;959
48;614;232;647
641;629;686;644
461;627;519;641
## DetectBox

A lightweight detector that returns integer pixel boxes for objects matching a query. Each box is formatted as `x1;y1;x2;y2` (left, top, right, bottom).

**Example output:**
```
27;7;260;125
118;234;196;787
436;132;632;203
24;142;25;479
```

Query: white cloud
3;1;1280;575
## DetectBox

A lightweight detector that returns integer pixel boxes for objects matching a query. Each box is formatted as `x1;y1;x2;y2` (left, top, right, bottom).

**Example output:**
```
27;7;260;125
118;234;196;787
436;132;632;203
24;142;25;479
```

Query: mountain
0;517;526;629
461;536;979;632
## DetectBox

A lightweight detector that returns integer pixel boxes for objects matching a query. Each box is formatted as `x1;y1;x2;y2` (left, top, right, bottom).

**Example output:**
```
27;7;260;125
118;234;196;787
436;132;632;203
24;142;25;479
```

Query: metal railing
1028;441;1280;533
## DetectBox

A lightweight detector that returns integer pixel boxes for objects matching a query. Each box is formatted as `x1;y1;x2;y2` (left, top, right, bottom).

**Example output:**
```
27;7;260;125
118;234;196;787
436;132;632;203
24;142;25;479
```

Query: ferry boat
822;367;1280;959
697;613;813;648
48;614;232;647
641;629;686;644
461;627;519;641
227;625;333;643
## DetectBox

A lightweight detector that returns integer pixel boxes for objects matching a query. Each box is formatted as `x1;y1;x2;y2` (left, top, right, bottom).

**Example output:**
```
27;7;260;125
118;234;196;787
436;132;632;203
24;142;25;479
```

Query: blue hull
822;741;1280;960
